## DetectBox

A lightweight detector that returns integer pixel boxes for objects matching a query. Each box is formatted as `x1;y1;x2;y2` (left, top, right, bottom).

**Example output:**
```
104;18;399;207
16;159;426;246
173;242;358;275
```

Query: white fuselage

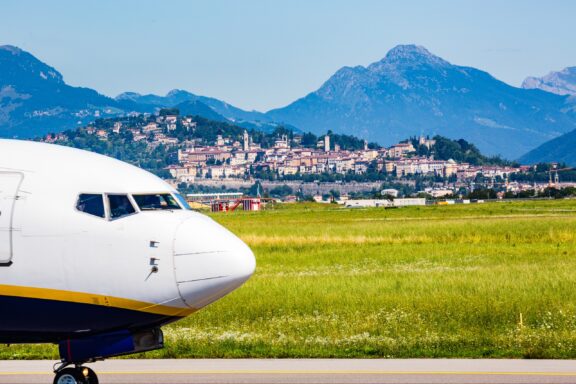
0;139;255;342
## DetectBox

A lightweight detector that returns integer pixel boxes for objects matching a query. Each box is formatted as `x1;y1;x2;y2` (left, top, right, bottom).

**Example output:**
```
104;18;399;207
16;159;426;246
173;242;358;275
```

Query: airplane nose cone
173;215;256;308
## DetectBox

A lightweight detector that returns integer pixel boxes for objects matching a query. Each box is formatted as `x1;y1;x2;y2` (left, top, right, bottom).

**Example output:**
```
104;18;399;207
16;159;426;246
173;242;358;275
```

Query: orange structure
210;197;264;212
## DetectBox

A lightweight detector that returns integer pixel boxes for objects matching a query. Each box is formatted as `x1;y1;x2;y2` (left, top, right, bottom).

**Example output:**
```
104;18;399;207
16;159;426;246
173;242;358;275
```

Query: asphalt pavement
2;359;576;384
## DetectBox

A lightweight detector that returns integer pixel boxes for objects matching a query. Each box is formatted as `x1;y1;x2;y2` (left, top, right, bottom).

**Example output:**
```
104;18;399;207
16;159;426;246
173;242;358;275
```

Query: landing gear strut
53;328;163;384
53;362;98;384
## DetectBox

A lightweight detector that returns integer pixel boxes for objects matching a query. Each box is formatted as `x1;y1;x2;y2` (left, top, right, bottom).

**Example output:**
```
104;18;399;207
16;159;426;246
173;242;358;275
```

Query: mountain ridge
0;45;265;138
0;44;147;137
266;44;576;158
522;67;576;96
518;128;576;166
115;89;267;122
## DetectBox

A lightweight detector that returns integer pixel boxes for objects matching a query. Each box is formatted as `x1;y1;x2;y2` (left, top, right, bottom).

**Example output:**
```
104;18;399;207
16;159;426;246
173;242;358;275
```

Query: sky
1;0;575;111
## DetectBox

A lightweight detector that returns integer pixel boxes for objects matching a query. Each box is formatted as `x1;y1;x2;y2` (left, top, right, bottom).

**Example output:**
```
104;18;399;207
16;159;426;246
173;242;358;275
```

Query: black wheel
53;368;87;384
54;366;98;384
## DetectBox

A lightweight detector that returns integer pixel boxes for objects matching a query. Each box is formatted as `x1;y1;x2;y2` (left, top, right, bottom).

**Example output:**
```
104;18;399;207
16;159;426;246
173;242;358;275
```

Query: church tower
243;130;249;151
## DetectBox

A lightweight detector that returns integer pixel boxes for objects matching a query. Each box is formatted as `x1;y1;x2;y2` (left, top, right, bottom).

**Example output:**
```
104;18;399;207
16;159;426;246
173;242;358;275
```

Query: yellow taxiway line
3;370;576;376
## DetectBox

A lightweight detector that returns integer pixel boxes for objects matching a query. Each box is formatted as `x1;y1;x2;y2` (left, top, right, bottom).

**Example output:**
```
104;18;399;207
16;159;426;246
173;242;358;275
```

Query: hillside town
43;112;575;199
168;130;522;185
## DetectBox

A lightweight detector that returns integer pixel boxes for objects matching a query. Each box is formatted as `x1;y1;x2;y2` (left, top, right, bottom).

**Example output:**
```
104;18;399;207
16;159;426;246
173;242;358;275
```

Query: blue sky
1;0;574;111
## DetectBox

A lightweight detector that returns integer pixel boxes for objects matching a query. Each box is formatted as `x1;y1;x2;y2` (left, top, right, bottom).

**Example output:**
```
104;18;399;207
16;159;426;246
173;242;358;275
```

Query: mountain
518;128;576;166
174;99;228;122
266;45;576;158
116;90;298;132
116;89;267;122
522;67;576;96
0;45;149;138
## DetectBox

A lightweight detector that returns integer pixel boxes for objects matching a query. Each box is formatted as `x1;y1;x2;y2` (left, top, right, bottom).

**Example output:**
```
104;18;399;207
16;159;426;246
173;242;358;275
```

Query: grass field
3;199;576;359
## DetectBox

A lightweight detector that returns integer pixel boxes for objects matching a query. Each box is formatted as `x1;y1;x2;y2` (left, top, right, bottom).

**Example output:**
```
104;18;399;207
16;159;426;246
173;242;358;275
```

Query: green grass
3;199;576;359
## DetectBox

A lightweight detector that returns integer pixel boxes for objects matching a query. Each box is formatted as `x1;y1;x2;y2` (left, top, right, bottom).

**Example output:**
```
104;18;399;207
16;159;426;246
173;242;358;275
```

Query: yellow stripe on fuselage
0;284;195;317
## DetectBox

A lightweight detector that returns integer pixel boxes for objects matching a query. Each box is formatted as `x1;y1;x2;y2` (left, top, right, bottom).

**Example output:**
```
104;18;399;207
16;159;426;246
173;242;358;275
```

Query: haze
0;0;574;111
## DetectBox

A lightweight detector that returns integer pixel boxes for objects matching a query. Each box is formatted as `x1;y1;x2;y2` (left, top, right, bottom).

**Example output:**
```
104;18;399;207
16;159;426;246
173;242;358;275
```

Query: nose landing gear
53;328;163;384
53;363;98;384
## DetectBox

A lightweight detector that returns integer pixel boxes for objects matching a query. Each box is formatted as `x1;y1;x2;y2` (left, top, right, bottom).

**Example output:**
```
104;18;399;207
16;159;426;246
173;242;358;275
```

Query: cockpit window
132;193;181;211
108;194;136;219
173;193;192;210
76;194;105;218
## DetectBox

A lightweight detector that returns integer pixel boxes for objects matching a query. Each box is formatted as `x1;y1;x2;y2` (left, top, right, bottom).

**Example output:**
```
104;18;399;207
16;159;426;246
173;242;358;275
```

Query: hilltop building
418;136;436;149
274;135;290;149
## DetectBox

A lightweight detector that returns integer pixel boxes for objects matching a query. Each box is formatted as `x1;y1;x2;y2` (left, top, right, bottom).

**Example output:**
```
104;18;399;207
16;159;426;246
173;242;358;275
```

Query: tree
329;189;341;202
269;185;293;197
301;132;318;147
159;108;179;116
467;189;497;200
249;182;263;197
431;135;515;166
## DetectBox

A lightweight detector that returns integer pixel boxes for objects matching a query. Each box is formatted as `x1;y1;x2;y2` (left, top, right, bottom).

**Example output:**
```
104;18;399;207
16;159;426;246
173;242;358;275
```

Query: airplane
0;139;256;384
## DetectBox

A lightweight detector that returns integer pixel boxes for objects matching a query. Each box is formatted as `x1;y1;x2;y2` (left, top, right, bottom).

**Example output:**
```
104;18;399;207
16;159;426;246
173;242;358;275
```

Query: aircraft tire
53;366;97;384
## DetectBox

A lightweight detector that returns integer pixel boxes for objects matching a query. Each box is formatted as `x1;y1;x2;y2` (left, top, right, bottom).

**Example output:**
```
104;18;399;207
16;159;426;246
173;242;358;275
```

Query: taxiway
2;359;576;384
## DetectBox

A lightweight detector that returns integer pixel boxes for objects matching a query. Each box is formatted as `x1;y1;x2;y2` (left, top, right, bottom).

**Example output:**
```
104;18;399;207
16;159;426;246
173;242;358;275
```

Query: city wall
191;179;414;195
